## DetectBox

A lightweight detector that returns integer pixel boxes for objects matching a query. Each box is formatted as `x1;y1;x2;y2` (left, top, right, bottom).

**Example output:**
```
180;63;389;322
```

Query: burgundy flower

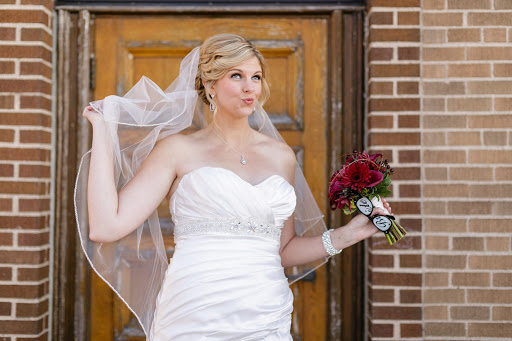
346;150;382;164
366;151;382;162
329;150;390;212
331;195;351;210
367;170;384;187
340;162;372;191
329;180;343;196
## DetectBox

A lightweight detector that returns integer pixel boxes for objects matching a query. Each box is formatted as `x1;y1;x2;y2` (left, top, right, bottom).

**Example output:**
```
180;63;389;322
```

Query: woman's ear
203;80;215;97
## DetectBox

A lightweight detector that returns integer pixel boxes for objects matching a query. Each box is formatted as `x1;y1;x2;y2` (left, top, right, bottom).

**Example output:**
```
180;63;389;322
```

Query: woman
80;34;389;340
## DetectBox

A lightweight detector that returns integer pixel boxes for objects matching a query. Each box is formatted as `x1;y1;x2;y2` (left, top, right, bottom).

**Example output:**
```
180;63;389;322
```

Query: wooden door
91;15;328;340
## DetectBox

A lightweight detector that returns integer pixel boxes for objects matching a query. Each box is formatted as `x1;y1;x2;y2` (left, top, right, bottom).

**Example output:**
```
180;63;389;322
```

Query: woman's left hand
332;198;393;249
382;198;392;215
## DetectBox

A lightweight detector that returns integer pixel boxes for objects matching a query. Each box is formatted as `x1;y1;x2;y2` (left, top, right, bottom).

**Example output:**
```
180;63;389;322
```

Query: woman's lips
243;98;254;104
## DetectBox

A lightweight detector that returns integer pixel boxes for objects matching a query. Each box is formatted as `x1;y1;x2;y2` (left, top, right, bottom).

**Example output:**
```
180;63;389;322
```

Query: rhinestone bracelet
322;229;343;256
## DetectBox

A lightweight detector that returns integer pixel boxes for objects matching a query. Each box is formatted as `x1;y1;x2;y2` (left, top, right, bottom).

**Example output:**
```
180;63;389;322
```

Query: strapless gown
149;166;296;341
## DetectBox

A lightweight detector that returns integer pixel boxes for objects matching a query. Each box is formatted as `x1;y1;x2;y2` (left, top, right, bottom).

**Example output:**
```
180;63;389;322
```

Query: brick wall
0;1;53;340
368;0;512;340
421;0;512;339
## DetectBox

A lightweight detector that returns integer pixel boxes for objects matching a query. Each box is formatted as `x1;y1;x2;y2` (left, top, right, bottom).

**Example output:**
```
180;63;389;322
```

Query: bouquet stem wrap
371;195;407;245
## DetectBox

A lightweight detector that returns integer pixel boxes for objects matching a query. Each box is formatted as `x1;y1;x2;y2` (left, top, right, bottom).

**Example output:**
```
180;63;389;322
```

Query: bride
80;34;390;340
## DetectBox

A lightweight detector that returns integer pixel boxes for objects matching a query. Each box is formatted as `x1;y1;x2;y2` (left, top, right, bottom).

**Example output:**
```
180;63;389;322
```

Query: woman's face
211;56;262;119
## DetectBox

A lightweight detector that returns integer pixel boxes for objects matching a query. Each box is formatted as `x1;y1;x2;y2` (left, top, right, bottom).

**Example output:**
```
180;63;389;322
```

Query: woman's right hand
82;106;105;126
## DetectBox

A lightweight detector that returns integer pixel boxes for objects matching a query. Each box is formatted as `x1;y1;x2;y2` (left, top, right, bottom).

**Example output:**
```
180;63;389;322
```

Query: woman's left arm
279;212;388;267
278;149;391;268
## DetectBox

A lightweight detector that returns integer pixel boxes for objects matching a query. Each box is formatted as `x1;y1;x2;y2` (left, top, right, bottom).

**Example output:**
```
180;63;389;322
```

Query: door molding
55;0;365;6
53;6;365;341
54;3;365;12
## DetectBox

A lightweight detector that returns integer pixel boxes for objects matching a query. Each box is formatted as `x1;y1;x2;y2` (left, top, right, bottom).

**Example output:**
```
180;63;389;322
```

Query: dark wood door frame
55;0;365;4
53;5;365;341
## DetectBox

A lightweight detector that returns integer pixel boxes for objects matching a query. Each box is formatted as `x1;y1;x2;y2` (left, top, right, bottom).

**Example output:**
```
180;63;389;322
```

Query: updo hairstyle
195;34;270;107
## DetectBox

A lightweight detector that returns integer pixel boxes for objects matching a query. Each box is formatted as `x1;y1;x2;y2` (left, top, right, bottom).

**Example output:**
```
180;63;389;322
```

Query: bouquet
329;150;406;245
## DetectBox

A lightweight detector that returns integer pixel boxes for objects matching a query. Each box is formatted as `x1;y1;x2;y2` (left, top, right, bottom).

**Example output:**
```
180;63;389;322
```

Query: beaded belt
174;216;282;242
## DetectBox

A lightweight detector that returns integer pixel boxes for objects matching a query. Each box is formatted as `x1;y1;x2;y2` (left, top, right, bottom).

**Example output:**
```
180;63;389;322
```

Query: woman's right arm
83;106;179;243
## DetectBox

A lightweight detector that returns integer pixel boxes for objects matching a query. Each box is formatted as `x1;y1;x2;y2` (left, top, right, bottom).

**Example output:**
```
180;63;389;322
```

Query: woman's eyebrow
229;68;262;74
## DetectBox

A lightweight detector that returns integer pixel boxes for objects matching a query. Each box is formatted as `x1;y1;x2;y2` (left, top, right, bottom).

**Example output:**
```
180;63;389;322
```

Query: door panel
92;15;328;340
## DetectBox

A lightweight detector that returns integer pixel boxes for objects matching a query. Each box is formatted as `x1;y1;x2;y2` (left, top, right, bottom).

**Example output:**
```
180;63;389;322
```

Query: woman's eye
231;73;241;79
252;75;261;81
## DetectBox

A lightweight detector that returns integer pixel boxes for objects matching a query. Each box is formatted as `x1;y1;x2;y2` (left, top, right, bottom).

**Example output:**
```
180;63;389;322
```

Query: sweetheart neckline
170;166;292;202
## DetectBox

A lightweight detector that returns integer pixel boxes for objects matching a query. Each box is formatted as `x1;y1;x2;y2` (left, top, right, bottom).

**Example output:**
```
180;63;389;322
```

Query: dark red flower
332;196;350;210
366;151;382;162
367;170;384;187
340;162;372;191
346;150;382;165
329;180;343;196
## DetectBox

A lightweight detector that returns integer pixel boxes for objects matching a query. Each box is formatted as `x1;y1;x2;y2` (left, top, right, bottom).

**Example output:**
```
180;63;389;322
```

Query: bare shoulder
253;131;296;176
258;132;294;156
275;140;296;169
155;133;187;156
157;132;191;150
152;132;197;168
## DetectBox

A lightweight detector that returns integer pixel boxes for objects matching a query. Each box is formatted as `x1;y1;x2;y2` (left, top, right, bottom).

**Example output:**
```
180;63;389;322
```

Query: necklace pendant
240;156;247;165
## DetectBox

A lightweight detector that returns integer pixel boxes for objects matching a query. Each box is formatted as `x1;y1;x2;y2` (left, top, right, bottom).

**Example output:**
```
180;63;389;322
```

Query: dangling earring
209;94;215;112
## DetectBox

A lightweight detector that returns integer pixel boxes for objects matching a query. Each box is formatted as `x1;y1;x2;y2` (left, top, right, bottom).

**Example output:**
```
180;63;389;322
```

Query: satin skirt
149;234;294;341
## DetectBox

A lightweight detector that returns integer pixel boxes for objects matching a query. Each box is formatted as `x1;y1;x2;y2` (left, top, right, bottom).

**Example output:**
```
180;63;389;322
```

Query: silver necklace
212;128;250;165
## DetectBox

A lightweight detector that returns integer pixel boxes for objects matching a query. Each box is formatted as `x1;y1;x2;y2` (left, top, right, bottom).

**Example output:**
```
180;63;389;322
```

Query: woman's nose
242;79;254;93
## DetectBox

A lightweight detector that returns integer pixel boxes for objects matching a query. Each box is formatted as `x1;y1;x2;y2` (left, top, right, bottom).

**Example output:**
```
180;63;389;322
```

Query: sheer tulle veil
74;46;328;336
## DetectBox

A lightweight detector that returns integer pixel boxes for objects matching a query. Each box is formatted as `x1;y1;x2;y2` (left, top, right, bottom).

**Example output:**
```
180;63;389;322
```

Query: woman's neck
210;114;253;147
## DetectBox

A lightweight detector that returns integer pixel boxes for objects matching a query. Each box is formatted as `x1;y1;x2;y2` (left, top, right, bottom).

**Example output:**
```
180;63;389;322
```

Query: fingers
82;106;90;117
381;198;393;215
372;208;387;217
82;106;95;115
82;106;104;126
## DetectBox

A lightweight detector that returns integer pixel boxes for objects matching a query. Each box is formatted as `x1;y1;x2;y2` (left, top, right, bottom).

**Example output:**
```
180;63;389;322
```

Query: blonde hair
195;34;270;107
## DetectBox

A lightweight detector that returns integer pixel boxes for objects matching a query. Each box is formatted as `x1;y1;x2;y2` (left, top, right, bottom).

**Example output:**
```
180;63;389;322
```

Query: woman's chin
217;106;255;119
243;108;256;116
233;108;255;118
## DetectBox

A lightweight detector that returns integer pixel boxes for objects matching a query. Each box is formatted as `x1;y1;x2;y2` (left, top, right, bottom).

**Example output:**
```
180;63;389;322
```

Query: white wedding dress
149;166;297;341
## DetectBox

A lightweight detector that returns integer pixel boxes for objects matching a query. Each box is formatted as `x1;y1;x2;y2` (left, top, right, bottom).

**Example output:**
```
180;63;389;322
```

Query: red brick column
367;0;423;339
0;1;53;340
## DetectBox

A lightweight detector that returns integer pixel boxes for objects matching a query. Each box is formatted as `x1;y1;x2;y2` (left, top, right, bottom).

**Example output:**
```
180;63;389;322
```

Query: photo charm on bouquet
329;150;407;245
